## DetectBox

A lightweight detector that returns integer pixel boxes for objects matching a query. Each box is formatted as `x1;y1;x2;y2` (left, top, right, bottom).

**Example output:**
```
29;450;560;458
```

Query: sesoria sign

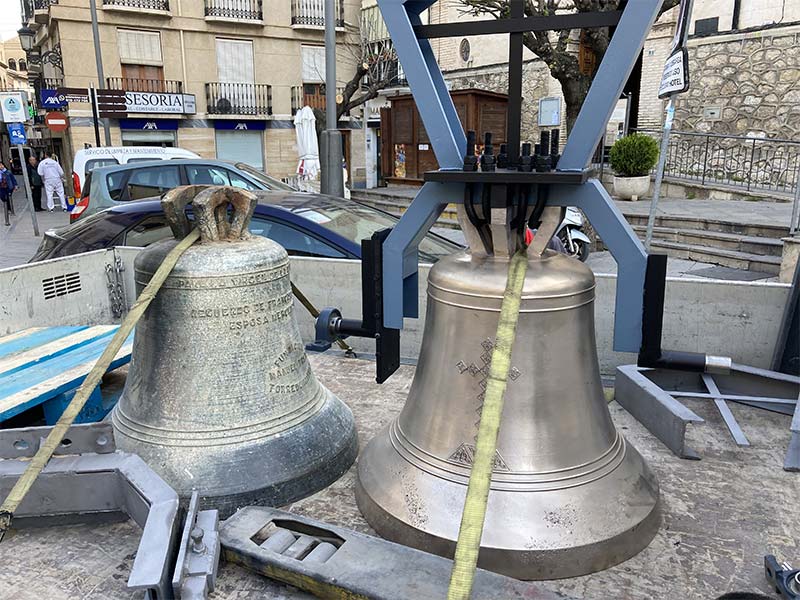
125;91;197;115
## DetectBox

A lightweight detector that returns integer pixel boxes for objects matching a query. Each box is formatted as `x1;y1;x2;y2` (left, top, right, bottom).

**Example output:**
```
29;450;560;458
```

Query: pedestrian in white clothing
37;153;67;212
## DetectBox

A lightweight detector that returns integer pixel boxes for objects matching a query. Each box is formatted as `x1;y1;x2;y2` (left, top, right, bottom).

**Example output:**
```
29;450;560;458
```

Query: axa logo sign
40;89;68;108
143;121;159;130
234;122;248;130
43;95;65;106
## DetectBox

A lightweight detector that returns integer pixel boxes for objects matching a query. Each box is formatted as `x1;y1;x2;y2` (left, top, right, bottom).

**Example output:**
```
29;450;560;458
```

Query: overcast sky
0;0;22;42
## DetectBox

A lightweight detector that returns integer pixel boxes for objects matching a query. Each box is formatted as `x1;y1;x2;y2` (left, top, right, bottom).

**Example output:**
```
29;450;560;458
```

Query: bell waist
388;419;627;492
112;383;329;446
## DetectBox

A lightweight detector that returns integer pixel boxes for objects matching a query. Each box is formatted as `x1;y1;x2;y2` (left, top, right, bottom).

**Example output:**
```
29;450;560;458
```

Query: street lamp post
320;0;344;197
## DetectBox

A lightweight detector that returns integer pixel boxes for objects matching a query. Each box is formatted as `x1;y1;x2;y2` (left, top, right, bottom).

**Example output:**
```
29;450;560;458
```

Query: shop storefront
214;120;265;171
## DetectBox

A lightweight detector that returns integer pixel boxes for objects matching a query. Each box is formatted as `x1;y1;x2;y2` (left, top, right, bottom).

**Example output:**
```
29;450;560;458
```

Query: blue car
32;190;462;263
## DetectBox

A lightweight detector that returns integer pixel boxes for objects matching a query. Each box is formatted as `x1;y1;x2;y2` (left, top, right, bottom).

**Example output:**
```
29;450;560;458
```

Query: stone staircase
352;188;460;229
623;214;786;275
353;189;789;275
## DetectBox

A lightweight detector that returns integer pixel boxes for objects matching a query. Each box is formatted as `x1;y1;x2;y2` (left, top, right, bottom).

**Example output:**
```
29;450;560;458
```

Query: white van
70;146;199;200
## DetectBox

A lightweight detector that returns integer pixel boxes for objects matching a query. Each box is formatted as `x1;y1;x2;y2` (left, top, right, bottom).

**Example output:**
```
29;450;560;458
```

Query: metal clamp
172;491;220;599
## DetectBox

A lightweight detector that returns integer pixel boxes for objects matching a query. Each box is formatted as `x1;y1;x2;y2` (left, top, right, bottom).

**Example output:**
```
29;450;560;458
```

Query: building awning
119;118;180;131
212;120;267;131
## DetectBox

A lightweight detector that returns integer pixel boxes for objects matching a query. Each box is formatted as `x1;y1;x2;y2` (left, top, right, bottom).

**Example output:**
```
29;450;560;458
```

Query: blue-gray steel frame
377;0;664;353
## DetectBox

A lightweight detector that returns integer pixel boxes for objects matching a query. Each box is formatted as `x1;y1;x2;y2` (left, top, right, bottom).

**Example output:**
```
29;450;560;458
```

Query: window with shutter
118;29;163;66
301;46;326;83
216;39;255;83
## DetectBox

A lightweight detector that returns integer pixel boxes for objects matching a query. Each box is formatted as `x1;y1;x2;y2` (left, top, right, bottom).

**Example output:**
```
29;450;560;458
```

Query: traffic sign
7;123;27;145
45;111;69;132
0;93;27;123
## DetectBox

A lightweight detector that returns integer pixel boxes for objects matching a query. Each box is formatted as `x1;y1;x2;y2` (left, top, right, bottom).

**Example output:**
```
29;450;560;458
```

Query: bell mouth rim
112;383;330;446
387;419;627;492
354;475;661;580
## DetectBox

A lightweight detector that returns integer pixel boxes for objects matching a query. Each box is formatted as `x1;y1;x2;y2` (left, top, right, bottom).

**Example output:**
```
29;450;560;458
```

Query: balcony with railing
102;0;170;11
41;77;63;90
206;82;272;116
205;0;262;21
291;0;344;28
31;0;58;24
107;77;183;94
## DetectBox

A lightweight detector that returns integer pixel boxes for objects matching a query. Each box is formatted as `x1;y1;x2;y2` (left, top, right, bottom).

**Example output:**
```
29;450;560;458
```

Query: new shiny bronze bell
356;206;659;580
112;186;358;517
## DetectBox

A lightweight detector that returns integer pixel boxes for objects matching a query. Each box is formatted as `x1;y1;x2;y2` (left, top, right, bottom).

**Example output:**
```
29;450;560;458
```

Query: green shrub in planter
609;133;660;177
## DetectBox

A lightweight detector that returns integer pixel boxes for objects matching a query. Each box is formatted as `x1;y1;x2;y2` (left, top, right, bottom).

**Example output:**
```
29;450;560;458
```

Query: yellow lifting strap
447;249;529;600
0;228;201;542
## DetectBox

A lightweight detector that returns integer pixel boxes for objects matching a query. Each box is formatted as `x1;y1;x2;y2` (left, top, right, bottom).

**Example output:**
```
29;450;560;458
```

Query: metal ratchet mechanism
766;555;800;599
310;0;730;383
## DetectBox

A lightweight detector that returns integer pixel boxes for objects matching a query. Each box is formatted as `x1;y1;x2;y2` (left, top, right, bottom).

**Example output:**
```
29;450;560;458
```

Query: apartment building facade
21;0;360;179
640;0;800;138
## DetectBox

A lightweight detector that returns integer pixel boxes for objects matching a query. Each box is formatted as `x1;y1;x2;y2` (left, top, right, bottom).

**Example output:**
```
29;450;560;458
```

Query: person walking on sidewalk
0;161;19;225
27;156;44;212
37;152;66;212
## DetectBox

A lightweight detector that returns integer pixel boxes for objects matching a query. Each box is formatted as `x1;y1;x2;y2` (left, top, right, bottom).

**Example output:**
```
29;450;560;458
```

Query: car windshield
292;202;461;263
233;163;296;191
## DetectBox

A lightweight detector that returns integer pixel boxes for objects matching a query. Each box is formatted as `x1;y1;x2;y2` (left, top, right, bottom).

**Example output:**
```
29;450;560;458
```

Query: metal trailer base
615;364;800;469
221;506;571;600
0;423;220;599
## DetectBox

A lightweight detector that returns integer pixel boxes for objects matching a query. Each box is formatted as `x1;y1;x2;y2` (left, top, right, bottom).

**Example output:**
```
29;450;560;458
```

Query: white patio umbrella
294;106;320;192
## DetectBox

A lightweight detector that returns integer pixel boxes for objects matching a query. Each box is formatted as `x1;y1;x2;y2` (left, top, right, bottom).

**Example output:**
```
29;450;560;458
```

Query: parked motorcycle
557;207;591;262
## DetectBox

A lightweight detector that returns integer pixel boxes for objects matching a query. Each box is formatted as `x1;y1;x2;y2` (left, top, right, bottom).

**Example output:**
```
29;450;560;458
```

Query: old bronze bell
356;205;660;580
112;186;358;517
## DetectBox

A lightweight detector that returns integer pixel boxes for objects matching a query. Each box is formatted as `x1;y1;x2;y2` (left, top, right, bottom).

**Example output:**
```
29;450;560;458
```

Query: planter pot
613;175;651;201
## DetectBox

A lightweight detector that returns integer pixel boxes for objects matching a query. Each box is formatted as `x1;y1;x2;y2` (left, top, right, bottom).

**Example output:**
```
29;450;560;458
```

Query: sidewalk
0;188;69;269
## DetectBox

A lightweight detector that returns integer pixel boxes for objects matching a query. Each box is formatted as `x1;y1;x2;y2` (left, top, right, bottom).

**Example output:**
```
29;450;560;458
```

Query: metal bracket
765;555;800;598
371;0;665;354
615;364;800;469
221;506;569;600
172;491;220;599
0;423;181;599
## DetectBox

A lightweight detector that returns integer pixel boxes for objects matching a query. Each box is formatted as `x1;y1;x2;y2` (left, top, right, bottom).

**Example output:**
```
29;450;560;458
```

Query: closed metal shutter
118;29;162;65
216;38;254;83
215;130;264;172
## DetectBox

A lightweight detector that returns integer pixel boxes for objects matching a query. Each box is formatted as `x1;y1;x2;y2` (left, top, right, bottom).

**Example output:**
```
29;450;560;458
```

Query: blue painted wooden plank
0;327;117;377
0;332;135;400
0;349;132;422
43;387;106;425
0;326;89;359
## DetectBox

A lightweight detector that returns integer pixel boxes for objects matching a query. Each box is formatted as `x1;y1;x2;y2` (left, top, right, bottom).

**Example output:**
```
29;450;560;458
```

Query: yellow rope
447;249;528;600
0;229;201;541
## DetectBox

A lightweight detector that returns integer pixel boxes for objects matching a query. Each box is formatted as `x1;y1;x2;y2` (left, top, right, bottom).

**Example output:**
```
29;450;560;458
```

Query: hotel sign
125;92;196;115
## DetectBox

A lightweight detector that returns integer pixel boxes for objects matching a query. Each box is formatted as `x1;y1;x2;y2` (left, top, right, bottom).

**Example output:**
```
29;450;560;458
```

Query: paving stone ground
1;353;796;599
0;189;69;270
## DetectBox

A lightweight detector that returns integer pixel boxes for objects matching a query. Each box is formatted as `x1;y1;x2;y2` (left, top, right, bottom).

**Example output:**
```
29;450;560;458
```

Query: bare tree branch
314;9;402;136
458;0;681;132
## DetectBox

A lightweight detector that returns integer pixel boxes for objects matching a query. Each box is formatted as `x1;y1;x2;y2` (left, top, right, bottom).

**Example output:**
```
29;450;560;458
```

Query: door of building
215;130;264;172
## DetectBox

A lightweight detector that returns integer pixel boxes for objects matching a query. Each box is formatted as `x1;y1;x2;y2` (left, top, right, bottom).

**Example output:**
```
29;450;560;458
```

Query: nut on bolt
190;526;207;554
